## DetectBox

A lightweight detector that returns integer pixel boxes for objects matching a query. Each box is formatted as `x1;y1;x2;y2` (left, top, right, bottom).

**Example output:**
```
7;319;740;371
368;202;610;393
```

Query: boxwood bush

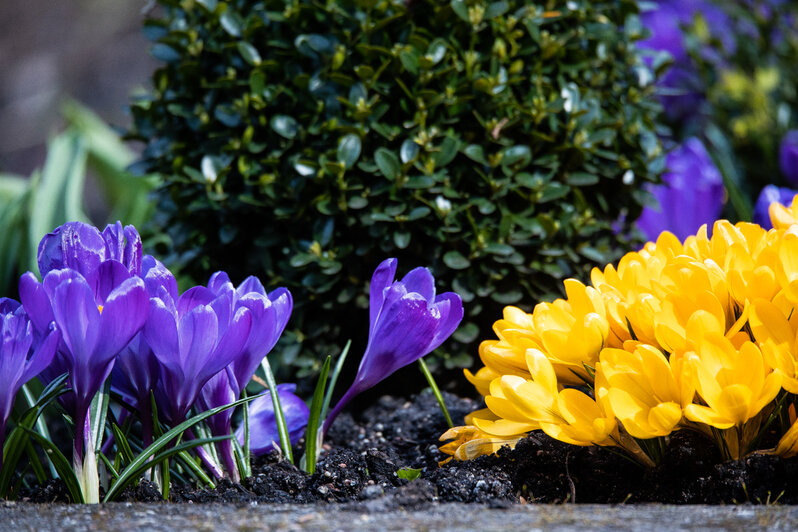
129;0;664;379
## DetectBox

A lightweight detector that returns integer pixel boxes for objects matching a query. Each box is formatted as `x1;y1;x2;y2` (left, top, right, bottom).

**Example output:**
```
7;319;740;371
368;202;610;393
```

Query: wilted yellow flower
775;405;798;458
598;344;693;439
684;335;781;429
438;424;521;463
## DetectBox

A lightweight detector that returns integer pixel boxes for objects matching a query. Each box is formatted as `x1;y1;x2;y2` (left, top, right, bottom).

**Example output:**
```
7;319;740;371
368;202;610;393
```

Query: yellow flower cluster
442;198;798;464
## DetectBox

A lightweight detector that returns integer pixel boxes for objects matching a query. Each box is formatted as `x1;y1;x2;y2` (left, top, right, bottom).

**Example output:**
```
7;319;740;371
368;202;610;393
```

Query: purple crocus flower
19;261;148;464
779;130;798;187
110;255;178;445
196;272;292;478
323;258;463;433
0;298;59;472
636;138;725;241
638;1;732;120
144;278;253;425
753;185;798;229
235;384;309;456
37;221;142;279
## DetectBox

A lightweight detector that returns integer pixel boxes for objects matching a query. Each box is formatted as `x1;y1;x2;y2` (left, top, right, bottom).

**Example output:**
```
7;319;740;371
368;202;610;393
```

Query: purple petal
428;292;464;351
144;298;180;374
197;369;236;436
207;271;233;295
369;258;397;334
0;298;20;314
111;332;160;411
142;255;178;301
94;276;148;359
400;267;436;301
177;286;215;317
237;276;266;297
780;130;798;187
206;307;252;382
20;325;59;386
18;273;54;334
50;276;102;403
92;260;136;304
37;222;104;278
236;384;309;455
178;304;220;382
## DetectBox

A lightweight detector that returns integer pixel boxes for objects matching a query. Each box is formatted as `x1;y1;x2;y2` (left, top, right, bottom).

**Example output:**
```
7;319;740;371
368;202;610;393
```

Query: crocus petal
177;286;216;317
144;298;181;374
207;271;234;295
400;267;436;301
20;325;60;384
369;258;397;334
178;304;219;379
37;222;105;278
50;276;102;403
18;272;54;333
92;260;137;304
428;292;465;351
94;276;148;359
101;222;143;275
142;255;178;301
236;384;309;455
237;276;266;297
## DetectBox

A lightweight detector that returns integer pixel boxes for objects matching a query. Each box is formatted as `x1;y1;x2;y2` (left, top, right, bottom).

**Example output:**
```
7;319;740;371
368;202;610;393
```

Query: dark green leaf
237;42;262;65
375;148;401;180
270;115;299;139
337;134;362;169
443;250;470;269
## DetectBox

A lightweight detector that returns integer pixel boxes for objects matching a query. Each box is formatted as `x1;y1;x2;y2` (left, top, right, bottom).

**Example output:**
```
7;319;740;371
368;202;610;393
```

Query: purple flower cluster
3;221;300;481
1;222;465;488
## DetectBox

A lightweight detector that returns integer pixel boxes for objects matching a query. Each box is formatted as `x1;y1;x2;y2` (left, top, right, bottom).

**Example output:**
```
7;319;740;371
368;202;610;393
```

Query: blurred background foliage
639;0;798;221
128;0;665;384
0;102;156;296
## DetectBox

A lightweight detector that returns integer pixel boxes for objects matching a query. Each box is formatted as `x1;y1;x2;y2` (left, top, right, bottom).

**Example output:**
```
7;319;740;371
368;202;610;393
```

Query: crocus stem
216;437;240;483
418;357;453;428
322;385;358;436
185;429;224;480
260;357;294;464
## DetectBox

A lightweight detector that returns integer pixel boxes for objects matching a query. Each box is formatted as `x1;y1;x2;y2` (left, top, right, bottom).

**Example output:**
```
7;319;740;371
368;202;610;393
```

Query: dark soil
21;391;798;506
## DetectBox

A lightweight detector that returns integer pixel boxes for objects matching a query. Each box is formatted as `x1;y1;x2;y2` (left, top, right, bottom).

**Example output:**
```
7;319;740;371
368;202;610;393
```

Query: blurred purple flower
636;138;725;241
638;1;732;119
0;298;59;471
323;258;463;433
235;384;309;456
196;272;292;478
37;221;142;279
19;262;148;462
754;185;798;228
779;130;798;187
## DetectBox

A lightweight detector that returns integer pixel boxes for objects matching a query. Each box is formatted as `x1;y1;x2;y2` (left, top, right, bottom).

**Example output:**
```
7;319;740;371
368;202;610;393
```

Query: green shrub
129;0;664;378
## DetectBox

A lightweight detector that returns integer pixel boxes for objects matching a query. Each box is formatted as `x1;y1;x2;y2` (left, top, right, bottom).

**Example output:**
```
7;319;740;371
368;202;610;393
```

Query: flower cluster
1;221;463;503
442;195;798;464
3;221;301;499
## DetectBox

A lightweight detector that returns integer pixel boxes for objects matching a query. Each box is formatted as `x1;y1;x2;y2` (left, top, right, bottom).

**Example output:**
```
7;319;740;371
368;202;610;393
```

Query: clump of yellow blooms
441;195;798;465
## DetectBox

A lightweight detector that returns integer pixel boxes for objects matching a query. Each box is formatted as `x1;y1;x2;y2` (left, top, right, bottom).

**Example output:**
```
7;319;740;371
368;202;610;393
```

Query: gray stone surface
2;502;797;531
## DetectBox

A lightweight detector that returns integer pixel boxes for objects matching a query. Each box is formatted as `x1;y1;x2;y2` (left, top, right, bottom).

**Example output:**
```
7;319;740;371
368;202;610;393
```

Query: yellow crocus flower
598;344;693;439
684;335;781;429
769;193;798;229
533;279;609;383
749;299;798;394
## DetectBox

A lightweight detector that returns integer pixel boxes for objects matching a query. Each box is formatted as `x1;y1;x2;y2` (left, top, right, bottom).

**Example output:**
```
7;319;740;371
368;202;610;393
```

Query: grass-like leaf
302;355;331;474
103;394;255;502
23;428;84;503
0;374;68;497
320;340;351;423
260;357;293;464
418;357;453;428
